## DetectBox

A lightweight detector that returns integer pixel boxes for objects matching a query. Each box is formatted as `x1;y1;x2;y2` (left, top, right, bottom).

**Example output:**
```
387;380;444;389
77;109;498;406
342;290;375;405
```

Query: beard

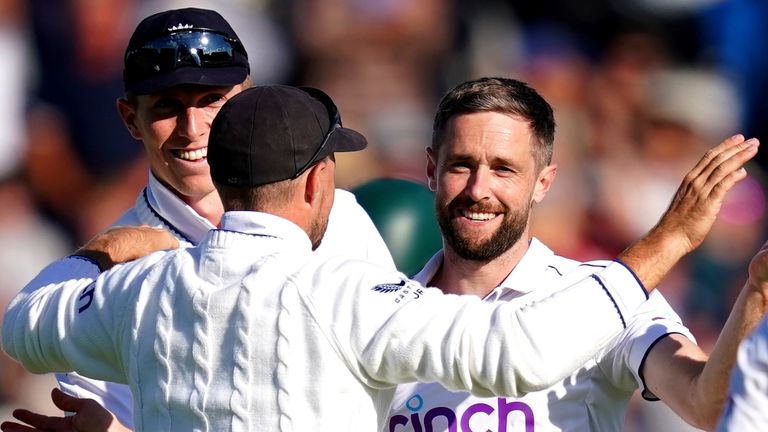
309;211;329;250
436;196;529;262
309;193;332;250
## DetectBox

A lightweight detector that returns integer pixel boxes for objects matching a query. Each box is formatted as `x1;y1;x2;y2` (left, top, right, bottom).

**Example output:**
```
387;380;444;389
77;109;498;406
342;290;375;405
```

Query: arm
617;135;758;291
2;226;178;378
0;388;130;432
716;316;768;432
643;239;768;431
328;136;759;396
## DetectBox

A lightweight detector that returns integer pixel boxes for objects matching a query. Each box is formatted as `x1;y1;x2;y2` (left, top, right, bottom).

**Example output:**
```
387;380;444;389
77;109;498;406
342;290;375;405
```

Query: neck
430;235;531;298
182;189;225;227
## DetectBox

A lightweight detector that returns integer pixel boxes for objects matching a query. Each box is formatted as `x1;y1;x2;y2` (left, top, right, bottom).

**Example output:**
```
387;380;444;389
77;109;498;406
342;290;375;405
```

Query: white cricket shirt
4;213;649;431
388;239;694;432
54;171;396;429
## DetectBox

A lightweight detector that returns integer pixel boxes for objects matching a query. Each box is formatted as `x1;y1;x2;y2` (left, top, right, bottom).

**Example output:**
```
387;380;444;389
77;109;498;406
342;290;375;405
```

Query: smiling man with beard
388;77;768;431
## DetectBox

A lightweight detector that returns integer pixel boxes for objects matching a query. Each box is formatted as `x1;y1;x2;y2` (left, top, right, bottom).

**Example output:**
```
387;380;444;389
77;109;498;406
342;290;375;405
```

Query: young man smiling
52;7;395;430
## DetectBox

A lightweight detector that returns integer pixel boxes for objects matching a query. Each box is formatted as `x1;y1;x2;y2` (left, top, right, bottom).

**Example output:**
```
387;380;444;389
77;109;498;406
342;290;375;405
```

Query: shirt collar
219;211;312;250
496;238;555;295
412;238;555;297
146;171;217;244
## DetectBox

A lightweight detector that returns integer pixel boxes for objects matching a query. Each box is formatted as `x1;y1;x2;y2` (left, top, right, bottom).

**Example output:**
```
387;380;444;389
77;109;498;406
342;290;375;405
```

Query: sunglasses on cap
125;29;247;76
292;87;343;179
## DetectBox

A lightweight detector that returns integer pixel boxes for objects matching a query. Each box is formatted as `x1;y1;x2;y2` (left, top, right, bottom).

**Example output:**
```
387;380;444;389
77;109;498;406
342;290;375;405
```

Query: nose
177;106;207;139
465;167;492;202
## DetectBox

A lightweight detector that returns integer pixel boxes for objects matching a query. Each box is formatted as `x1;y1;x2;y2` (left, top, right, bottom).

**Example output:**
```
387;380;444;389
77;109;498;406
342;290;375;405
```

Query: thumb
50;388;85;413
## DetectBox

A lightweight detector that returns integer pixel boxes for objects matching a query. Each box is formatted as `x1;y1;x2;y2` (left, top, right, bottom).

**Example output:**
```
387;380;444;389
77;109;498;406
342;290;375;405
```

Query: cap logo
167;23;194;31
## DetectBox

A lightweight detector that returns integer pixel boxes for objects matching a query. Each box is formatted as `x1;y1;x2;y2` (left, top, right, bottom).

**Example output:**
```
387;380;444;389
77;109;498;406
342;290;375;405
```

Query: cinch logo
389;394;534;432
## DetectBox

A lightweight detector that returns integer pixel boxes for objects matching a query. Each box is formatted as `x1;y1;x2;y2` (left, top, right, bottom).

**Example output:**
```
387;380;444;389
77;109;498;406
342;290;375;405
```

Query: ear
426;147;437;192
532;163;557;204
117;98;142;140
303;159;330;206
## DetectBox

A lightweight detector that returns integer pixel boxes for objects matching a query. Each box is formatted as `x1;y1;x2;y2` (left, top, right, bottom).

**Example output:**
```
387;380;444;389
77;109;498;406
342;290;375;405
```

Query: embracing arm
643;239;768;431
2;226;178;378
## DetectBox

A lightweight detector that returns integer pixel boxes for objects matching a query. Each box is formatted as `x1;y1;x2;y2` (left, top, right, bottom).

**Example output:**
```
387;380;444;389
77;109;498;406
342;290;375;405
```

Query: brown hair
432;77;555;169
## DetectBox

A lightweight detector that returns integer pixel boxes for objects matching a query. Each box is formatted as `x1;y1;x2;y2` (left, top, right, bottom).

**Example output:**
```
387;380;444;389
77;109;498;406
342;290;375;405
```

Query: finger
685;138;758;200
50;387;84;413
707;165;749;206
701;137;759;183
0;421;42;432
686;134;746;179
10;409;61;430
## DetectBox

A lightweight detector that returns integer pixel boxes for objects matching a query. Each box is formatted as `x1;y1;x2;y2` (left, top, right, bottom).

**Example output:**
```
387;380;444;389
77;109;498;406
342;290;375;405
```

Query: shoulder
330;188;364;214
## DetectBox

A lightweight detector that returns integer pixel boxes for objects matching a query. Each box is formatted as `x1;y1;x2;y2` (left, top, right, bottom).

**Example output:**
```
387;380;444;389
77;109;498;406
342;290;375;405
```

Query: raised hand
748;240;768;290
0;388;129;432
619;134;759;293
74;225;180;270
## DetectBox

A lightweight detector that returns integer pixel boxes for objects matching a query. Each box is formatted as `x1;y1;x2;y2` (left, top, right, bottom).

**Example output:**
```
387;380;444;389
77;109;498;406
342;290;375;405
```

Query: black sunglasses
292;87;343;178
125;29;247;76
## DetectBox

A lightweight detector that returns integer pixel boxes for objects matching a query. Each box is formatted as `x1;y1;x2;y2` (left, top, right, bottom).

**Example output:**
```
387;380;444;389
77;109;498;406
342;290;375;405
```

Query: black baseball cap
123;8;249;95
208;85;367;186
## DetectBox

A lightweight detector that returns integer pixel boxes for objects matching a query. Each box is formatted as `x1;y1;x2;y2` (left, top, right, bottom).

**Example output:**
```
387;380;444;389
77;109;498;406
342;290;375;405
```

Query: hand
74;225;179;271
619;134;759;292
656;134;759;253
748;240;768;290
0;388;130;432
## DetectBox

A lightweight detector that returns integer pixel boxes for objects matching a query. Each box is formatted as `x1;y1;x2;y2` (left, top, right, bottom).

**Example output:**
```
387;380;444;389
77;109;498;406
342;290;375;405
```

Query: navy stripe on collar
142;188;194;244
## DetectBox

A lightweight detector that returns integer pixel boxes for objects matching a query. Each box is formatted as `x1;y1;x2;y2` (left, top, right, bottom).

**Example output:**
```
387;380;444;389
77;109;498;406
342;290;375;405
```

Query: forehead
439;111;535;159
138;84;241;101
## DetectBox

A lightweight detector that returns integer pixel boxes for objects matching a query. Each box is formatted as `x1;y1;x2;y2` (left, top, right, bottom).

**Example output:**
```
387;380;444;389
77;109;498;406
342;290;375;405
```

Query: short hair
432;77;555;169
215;178;295;213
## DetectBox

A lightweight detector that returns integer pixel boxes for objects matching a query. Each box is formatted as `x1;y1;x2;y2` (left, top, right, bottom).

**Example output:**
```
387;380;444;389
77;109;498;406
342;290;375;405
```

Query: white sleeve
717;317;768;432
320;188;397;270
306;258;648;397
601;290;695;399
2;252;166;383
57;373;135;429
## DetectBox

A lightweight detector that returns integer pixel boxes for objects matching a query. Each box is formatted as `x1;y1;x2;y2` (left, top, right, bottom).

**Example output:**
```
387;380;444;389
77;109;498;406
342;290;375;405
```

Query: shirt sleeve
2;252;167;383
321;188;397;271
717;316;768;432
56;372;135;429
600;290;695;400
304;258;648;398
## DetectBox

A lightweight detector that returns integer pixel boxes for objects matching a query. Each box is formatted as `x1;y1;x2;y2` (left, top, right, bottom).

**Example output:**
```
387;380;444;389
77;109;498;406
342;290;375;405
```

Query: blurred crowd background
1;0;767;430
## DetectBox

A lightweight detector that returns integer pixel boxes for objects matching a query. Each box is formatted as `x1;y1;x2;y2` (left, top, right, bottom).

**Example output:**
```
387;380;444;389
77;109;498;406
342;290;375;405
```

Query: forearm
2;258;100;373
693;281;768;429
617;224;689;294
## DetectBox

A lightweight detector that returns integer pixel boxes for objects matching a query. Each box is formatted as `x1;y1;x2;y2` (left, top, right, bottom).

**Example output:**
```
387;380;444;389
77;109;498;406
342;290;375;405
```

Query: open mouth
173;147;208;161
459;210;499;221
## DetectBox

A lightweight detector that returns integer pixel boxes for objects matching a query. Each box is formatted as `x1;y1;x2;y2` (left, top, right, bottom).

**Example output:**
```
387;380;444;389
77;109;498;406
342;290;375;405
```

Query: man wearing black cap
2;83;757;431
15;7;395;431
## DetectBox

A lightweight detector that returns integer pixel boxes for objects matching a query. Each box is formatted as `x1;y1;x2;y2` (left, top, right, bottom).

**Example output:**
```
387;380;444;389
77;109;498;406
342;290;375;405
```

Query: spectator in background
0;0;72;422
291;0;457;186
24;0;148;243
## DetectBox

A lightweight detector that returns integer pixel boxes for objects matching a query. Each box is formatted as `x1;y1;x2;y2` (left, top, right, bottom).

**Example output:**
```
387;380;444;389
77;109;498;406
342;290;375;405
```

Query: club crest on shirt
372;279;425;304
372;279;407;293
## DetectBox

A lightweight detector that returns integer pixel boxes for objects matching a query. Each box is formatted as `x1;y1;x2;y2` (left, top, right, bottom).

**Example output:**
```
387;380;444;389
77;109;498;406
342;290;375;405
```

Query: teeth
462;211;496;221
176;147;207;161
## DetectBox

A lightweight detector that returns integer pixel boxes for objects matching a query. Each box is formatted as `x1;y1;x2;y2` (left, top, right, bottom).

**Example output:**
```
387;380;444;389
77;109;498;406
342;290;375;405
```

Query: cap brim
127;66;248;95
326;127;368;154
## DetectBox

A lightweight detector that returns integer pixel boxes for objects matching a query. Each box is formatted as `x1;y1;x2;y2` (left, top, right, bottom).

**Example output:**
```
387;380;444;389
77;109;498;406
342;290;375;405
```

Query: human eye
199;93;227;109
149;98;182;116
447;160;472;172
